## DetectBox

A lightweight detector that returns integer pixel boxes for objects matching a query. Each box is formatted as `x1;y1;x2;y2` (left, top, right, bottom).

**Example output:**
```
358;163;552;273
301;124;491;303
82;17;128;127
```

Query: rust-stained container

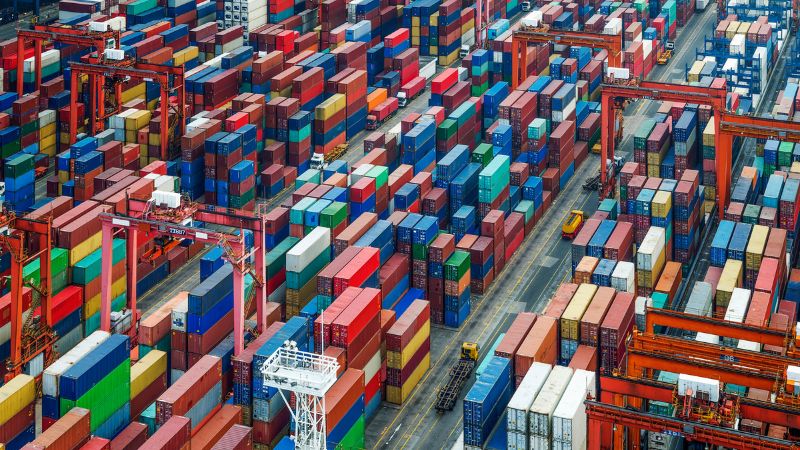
386;300;430;351
567;345;598;372
190;404;242;450
110;422;148;450
334;212;378;255
211;425;252;450
599;292;635;374
514;315;558;378
140;416;191;450
543;283;578;320
140;292;188;346
325;368;365;431
494;312;536;360
579;287;615;347
573;256;599;284
22;407;90;450
156;355;222;425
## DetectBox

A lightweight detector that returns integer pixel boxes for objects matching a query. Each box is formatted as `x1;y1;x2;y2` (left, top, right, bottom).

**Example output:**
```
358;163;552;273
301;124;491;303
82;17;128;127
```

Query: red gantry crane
15;24;119;97
98;198;266;356
68;59;187;161
510;27;623;89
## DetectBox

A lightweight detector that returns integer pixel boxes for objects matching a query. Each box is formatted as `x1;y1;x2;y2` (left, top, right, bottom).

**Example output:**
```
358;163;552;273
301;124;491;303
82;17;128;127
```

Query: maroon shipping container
315;288;361;347
494;312;537;360
579;287;615;347
80;437;110;450
188;310;233;354
469;237;493;265
318;247;360;296
26;196;73;220
334;213;378;254
0;402;34;442
428;233;455;264
140;416;191;450
599;292;635;373
386;300;430;351
211;425;252;450
22;407;90;450
131;373;168;419
603;222;634;261
190;404;241;450
481;210;505;239
110;422;148;450
156;356;222;425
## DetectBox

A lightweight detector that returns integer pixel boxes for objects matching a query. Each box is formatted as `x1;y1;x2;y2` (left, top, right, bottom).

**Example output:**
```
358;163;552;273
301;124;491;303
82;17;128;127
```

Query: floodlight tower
260;341;339;449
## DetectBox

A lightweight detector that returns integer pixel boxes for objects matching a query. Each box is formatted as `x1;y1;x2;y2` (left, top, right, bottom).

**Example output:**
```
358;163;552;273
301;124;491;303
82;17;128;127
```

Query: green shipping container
742;204;761;225
444;251;470;280
779;142;793;167
335;415;365;450
471;144;493;167
634;119;656;151
366;166;389;189
289;125;311;142
60;359;130;431
412;243;428;261
437;119;458;140
514;200;534;223
320;202;348;229
85;294;126;334
527;118;547;140
229;188;255;209
127;0;158;15
296;169;321;188
1;141;21;159
286;251;329;289
5;153;34;179
598;199;618;220
267;237;300;278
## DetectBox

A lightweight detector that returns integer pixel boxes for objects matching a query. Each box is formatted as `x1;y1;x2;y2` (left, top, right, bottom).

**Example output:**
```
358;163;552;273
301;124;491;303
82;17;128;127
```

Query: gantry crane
15;24;119;96
68;60;186;161
98;198;266;356
601;79;800;218
511;27;623;89
0;212;54;383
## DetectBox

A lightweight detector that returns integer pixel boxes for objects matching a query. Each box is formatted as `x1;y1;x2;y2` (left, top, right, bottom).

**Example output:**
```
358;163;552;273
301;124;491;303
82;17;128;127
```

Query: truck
366;97;399;130
561;210;586;240
310;142;348;171
397;76;426;107
435;342;479;413
658;41;675;65
521;1;532;11
459;44;473;59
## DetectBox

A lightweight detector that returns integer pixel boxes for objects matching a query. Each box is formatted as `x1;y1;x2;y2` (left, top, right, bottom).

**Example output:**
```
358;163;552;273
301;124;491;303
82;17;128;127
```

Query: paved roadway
365;5;719;449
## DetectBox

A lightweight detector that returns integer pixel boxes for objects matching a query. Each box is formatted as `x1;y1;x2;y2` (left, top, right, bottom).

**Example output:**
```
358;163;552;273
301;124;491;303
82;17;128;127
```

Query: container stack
130;350;168;420
463;356;513;447
428;234;455;324
673;170;703;270
286;227;332;317
72;238;127;335
156;355;222;431
478;155;510;219
386;299;430;405
443;250;470;327
505;363;552;449
186;265;235;374
326;368;366;449
673;110;697;180
548;120;576;190
636;226;667;297
26;407;91;450
57;334;131;438
0;375;36;448
560;283;598;364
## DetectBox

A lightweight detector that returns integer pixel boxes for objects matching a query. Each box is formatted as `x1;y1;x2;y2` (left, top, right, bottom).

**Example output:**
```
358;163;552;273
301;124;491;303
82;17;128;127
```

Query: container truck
397;77;426;107
435;342;479;413
366;97;399;130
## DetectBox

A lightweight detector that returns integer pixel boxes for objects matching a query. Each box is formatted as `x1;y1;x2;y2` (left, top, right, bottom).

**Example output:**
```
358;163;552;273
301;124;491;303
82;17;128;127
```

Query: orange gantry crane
68;60;186;161
0;213;54;382
600;79;800;218
15;24;119;96
98;198;266;356
510;27;623;89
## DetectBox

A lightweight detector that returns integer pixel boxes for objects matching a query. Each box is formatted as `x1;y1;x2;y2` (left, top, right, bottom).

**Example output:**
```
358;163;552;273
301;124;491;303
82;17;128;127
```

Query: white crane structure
260;340;340;449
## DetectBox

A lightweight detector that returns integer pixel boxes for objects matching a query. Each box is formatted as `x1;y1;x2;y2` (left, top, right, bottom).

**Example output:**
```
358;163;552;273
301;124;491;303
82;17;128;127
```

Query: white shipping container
636;227;666;271
507;363;553;433
684;282;713;317
38;109;56;127
43;330;110;397
551;370;596;448
606;67;630;80
634;296;651;330
521;11;543;28
1;309;31;354
788;366;800;383
729;34;746;55
678;374;720;402
603;18;622;35
24;49;61;72
420;57;437;80
737;340;761;352
55;325;84;356
350;164;373;184
611;261;636;293
152;191;182;208
696;332;720;345
171;298;189;332
463;28;476;47
528;366;574;441
364;349;382;382
642;39;652;57
286;227;331;272
722;58;739;83
724;288;750;323
508;431;527;450
155;175;177;192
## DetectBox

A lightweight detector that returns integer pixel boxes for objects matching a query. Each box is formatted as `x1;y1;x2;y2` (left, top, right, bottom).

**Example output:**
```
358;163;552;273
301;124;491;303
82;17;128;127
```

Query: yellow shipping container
112;276;127;299
716;259;743;308
367;88;388;111
412;17;420;27
429;46;438;55
703;117;715;146
560;283;597;341
40;122;56;138
726;21;739;38
430;13;438;26
58;170;70;184
125;110;151;131
745;224;769;271
70;232;102;266
387;321;430;369
40;135;57;156
462;19;475;33
646;152;662;166
131;350;167;399
0;374;35;424
651;191;672;218
121;83;146;104
84;293;100;319
636;269;657;289
173;46;199;66
646;164;660;178
438;50;458;66
737;21;750;34
148;133;161;147
315;94;346;121
412;36;421;46
386;354;430;404
687;60;704;83
792;161;800;174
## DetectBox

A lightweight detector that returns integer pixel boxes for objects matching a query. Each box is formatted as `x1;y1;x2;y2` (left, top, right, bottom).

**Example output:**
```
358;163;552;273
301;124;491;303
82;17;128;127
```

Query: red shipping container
315;288;362;347
331;287;381;346
210;425;253;450
350;177;376;202
568;345;598;372
599;292;635;374
543;283;578;320
110;422;148;450
325;369;365;431
514;315;558;377
431;68;458;95
495;312;536;360
190;404;241;450
156;356;222;425
140;416;191;450
22;407;90;450
579;287;615;347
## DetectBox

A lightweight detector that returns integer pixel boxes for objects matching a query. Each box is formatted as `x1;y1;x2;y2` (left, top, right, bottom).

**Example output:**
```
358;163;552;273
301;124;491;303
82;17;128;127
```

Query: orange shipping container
190;405;242;450
367;88;388;111
573;256;599;284
655;261;682;303
579;287;615;347
23;408;91;450
494;312;537;360
568;345;598;372
514;315;558;378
